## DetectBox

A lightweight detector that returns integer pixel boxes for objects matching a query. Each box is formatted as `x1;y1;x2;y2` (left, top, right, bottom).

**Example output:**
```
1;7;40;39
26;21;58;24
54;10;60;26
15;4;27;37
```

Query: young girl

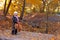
12;11;20;35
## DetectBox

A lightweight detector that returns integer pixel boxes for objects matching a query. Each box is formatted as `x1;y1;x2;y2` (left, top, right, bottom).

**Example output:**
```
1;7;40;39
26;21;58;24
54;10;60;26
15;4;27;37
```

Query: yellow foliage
6;0;59;15
26;0;42;5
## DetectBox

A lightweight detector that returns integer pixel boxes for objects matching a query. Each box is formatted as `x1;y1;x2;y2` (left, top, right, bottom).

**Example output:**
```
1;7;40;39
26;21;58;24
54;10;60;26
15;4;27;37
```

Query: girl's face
14;13;18;16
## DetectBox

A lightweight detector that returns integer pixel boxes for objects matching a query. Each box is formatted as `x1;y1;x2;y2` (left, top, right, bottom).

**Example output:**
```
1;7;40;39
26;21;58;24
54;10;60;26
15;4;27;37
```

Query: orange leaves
26;0;41;5
50;37;55;40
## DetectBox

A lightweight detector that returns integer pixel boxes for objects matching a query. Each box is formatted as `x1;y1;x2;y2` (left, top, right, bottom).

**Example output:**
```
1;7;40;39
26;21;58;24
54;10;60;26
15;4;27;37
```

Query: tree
3;0;7;16
20;0;26;20
42;0;46;12
4;0;12;17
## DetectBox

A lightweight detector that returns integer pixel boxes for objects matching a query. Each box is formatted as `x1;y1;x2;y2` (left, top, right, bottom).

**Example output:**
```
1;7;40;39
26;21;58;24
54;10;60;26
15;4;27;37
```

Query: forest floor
0;30;57;40
0;13;60;40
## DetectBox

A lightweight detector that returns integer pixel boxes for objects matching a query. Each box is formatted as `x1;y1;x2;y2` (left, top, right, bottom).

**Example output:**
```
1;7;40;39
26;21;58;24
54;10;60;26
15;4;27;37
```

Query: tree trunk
42;0;46;12
45;5;49;34
4;0;12;16
20;0;26;20
3;0;7;16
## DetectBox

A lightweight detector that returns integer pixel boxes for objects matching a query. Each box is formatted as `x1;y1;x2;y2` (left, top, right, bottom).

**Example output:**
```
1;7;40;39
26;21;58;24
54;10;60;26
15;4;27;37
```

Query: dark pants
12;23;17;35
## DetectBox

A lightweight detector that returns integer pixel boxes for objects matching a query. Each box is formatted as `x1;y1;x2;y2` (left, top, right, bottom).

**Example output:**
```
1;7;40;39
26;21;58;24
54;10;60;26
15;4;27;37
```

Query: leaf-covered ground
0;30;56;40
0;13;60;40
